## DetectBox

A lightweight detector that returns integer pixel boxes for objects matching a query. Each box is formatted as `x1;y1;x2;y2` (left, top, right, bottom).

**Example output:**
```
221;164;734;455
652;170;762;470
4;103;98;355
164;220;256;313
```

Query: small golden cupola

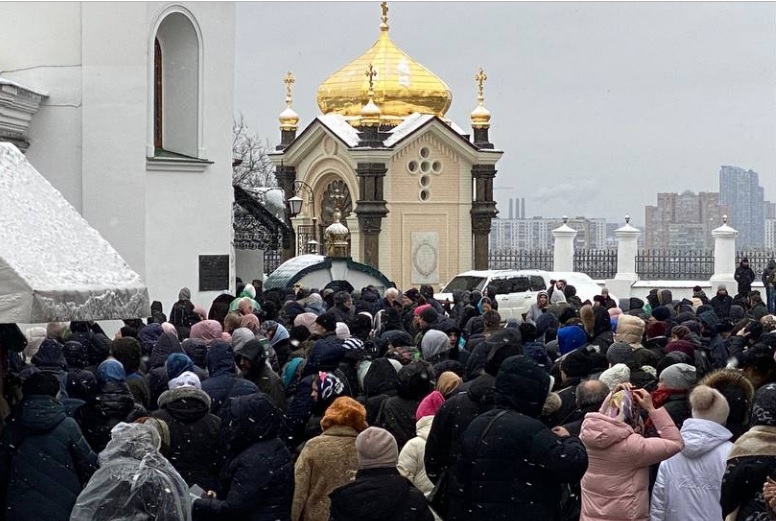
316;2;452;126
278;71;300;131
470;67;491;129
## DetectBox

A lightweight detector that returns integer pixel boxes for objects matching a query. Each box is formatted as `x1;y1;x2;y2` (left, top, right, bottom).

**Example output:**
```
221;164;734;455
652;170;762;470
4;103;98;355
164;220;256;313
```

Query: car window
505;277;531;293
442;276;487;293
530;276;546;291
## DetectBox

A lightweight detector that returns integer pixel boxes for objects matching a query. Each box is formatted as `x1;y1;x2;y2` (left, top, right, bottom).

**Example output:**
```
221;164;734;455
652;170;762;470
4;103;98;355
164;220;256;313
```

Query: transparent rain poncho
70;422;192;521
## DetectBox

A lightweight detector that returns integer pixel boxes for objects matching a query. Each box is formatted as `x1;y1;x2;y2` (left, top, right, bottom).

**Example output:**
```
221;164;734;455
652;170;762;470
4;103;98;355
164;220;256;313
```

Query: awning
0;143;150;323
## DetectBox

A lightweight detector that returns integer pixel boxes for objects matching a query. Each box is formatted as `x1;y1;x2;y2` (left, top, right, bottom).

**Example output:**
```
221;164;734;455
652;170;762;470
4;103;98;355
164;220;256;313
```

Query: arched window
152;11;200;158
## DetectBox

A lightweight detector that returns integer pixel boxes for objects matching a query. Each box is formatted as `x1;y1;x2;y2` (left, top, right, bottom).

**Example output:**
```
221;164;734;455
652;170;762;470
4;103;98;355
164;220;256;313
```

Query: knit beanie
168;370;201;390
606;342;635;366
178;287;191;301
416;390;446;420
645;321;668;339
419;307;438;324
598;363;630;390
335;322;351;340
320;396;368;432
659;363;697;390
561;348;592;378
355;427;398;469
651;306;672;322
690;384;730;425
315;312;337;332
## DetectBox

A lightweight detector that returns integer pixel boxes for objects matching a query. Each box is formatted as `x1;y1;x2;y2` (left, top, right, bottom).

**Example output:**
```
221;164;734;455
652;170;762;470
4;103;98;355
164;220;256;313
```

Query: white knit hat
690;384;729;425
598;363;630;390
168;371;201;390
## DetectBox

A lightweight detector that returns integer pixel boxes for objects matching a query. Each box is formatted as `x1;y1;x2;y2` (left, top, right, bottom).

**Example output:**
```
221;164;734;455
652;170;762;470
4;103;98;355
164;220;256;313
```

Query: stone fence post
710;215;737;293
552;216;577;272
606;215;641;301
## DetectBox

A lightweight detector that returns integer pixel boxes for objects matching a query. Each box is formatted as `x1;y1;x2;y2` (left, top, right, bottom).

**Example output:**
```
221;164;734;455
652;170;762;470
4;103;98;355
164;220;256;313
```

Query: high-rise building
644;190;727;249
719;166;765;248
490;216;608;250
766;219;776;250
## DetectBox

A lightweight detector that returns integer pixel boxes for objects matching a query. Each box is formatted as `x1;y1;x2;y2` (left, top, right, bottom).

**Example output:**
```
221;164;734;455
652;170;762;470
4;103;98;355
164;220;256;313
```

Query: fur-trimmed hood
580;305;596;336
700;369;755;408
157;385;211;411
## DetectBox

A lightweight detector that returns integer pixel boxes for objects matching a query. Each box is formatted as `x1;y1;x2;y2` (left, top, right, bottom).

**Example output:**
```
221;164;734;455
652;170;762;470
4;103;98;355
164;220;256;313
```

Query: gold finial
365;64;377;96
470;66;491;129
361;64;381;125
475;67;487;103
279;71;299;131
380;2;389;31
283;71;295;107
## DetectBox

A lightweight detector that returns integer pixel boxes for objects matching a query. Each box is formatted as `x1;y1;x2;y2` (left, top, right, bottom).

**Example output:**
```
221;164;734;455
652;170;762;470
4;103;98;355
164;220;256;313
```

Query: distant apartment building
767;218;776;250
490;216;608;251
644;190;727;250
719;165;765;248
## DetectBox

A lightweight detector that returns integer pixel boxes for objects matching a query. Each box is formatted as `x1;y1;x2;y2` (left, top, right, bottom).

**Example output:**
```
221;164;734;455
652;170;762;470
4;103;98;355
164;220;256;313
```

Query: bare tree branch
232;113;276;190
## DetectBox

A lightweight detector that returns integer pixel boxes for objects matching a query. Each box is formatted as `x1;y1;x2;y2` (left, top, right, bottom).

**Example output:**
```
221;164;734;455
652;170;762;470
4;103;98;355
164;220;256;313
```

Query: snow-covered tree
232;114;276;189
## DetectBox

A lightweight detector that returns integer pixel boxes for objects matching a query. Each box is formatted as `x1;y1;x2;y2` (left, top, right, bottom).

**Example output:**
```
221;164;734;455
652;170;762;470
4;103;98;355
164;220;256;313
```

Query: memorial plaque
199;255;230;292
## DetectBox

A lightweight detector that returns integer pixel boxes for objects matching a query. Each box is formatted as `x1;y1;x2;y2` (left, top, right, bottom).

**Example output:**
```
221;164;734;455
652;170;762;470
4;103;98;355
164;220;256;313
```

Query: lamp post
286;180;319;255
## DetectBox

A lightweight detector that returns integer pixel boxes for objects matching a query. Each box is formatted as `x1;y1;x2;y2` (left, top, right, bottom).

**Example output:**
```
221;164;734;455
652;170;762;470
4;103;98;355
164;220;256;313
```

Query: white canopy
0;143;150;323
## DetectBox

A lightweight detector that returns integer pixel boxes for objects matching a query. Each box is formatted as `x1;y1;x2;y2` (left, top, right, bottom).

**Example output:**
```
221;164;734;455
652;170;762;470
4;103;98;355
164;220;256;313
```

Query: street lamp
286;180;318;255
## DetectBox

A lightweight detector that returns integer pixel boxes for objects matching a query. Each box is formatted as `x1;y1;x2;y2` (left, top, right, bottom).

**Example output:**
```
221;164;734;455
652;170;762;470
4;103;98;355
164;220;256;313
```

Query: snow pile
0;143;149;322
318;114;361;147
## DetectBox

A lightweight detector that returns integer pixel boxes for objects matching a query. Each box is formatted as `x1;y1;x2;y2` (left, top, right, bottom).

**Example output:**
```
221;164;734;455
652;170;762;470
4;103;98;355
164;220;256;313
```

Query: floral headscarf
316;371;345;402
600;389;644;434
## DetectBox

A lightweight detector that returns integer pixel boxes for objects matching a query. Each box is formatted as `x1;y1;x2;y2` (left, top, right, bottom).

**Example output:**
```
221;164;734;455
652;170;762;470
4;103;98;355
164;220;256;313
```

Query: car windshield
442;276;487;293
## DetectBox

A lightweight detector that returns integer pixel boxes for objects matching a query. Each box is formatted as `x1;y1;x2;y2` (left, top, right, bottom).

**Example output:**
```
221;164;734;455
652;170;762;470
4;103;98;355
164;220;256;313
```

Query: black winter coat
0;395;97;521
375;361;433;449
328;467;434;521
78;381;147;453
453;357;588;521
146;332;208;410
202;341;259;416
153;387;225;492
711;294;733;319
192;394;293;521
735;265;756;295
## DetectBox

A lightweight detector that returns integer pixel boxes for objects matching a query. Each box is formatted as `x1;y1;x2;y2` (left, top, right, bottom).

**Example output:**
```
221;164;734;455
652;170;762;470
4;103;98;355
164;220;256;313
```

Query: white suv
435;269;615;323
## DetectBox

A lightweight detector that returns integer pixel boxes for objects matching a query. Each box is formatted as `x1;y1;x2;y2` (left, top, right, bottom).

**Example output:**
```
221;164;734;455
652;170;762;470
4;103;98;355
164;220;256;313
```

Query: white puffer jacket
397;415;434;496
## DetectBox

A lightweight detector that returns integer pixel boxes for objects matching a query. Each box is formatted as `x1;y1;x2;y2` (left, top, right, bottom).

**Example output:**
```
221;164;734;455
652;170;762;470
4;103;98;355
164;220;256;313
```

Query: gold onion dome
470;67;491;129
279;71;299;131
316;2;452;126
325;211;350;242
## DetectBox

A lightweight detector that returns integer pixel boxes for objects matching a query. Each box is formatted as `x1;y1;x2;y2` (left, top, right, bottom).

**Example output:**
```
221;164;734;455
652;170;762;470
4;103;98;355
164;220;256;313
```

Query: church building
270;3;503;290
0;2;236;309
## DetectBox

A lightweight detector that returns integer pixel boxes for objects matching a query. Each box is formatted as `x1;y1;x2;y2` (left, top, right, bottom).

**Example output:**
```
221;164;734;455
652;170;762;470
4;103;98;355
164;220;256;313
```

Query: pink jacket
579;407;683;521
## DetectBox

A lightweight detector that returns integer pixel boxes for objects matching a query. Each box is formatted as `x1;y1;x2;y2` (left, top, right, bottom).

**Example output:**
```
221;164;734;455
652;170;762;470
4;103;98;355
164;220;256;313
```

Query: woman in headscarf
579;383;683;521
721;383;776;520
239;313;262;335
190;320;224;347
71;422;190;521
292;397;367;521
525;291;550;325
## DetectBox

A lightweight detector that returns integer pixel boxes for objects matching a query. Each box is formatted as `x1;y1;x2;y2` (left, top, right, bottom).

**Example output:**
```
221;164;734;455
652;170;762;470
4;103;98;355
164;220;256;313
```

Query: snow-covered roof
317;114;361;147
241;186;286;222
0;143;150;323
264;254;326;290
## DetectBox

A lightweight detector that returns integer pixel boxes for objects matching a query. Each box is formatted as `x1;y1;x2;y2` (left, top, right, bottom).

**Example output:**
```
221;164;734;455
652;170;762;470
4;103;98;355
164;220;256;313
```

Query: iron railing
635;249;714;280
263;249;283;275
488;249;554;271
573;249;618;279
738;251;776;272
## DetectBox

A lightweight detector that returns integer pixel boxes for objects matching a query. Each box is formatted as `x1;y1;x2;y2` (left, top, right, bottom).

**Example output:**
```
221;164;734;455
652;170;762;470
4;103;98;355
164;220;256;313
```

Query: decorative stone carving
411;232;439;284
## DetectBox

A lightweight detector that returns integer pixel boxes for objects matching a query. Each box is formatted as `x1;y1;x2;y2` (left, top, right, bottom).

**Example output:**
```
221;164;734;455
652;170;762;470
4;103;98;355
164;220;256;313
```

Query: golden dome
279;71;299;131
316;3;452;126
470;67;491;129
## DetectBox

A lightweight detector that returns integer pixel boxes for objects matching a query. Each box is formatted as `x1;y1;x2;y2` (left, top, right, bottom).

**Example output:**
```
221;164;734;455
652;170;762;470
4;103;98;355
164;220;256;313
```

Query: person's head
494;355;552;418
97;358;126;385
355;427;398;470
314;312;337;335
606;342;635;368
320;396;368;432
479;297;492;313
561;348;592;383
670;325;691;341
598;363;630;390
601;288;610;297
135;417;171;456
311;371;346;403
419;307;438;329
556;280;566;290
689;385;730;425
741;257;749;267
482;310;501;330
576;379;610;410
234;338;268;376
168;371;201;390
385;287;399;304
717;284;728;297
111;337;142;374
658;363;697;391
22;371;60;398
334;291;352;309
750;382;776;428
537;290;549;307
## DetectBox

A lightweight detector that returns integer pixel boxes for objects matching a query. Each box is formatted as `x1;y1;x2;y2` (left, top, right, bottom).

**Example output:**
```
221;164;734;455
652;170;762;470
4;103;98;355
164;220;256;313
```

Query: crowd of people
1;272;776;521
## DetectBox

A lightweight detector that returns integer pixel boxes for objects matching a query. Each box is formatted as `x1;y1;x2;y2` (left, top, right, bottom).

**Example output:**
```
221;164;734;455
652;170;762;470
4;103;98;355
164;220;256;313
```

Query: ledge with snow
0;143;150;323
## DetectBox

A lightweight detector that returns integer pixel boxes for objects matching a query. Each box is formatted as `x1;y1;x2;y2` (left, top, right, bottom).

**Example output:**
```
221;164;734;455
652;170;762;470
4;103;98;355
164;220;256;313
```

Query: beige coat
397;415;434;496
292;425;359;521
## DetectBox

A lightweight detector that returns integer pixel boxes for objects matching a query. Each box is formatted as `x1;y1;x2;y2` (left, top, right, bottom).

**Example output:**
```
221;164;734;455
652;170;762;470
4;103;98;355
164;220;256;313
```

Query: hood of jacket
206;340;237;377
149;332;184;369
415;414;433;440
63;340;88;369
420;329;450;361
466;373;496;404
580;411;634;450
494;355;550;417
14;395;68;432
363;358;399;397
181;338;208;369
231;327;255;351
138;323;164;353
395;361;433;400
221;393;281;454
157;386;211;421
32;339;67;370
679;418;732;458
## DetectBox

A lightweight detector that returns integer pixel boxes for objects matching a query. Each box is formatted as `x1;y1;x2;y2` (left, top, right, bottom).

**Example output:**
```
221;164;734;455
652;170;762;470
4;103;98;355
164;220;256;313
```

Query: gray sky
234;1;776;226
